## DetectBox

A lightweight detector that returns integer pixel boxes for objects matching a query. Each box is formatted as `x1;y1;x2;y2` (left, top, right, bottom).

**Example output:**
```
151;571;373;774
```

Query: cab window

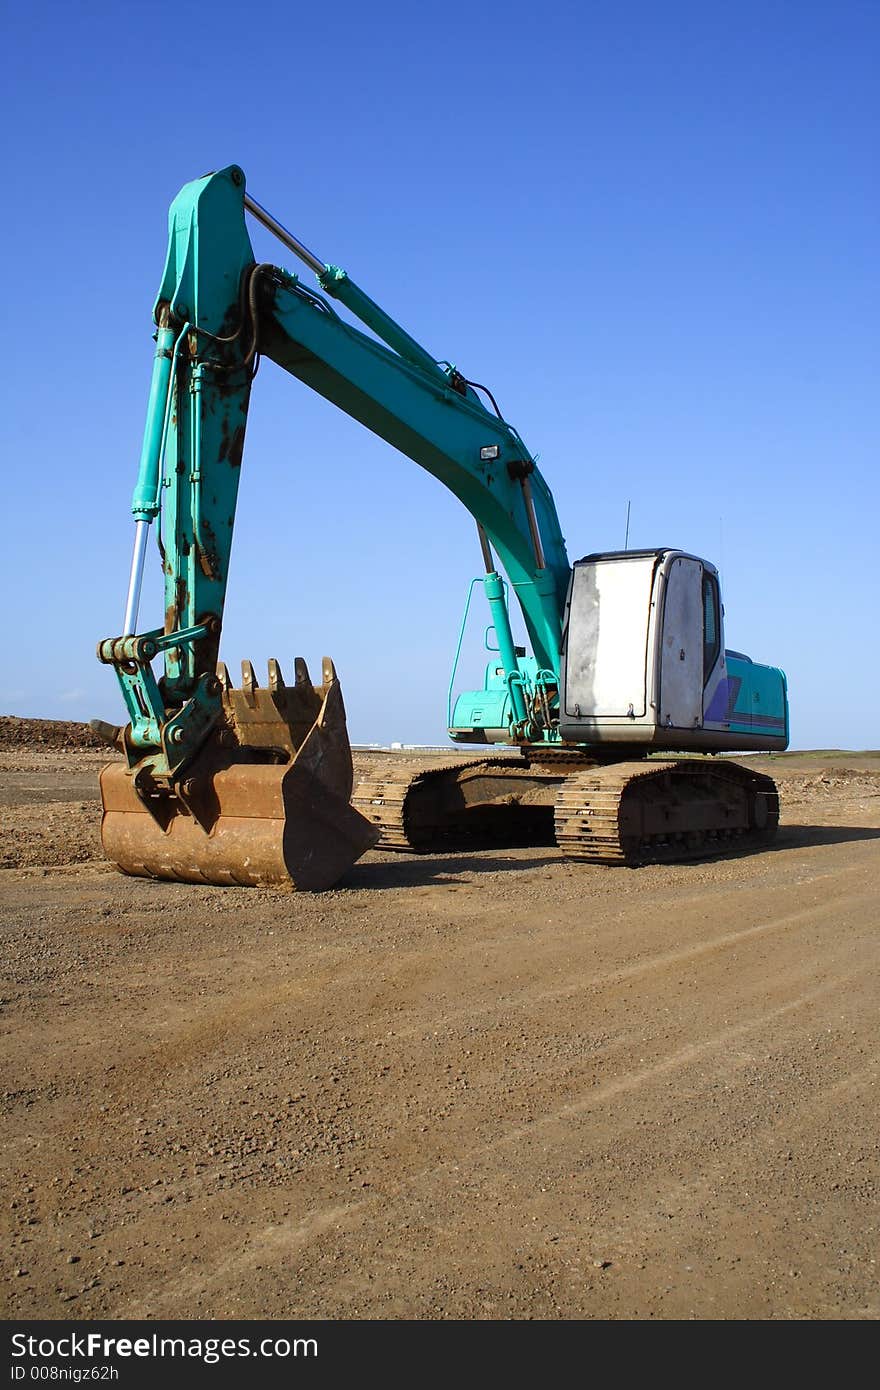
702;573;721;683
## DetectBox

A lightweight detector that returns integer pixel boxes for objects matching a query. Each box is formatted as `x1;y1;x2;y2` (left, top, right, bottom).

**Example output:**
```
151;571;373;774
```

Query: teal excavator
95;165;788;888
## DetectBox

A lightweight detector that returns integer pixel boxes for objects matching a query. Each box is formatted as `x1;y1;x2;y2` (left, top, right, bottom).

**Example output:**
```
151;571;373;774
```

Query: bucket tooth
322;656;337;689
216;662;232;694
293;656;312;688
241;659;258;707
268;658;285;693
89;718;127;752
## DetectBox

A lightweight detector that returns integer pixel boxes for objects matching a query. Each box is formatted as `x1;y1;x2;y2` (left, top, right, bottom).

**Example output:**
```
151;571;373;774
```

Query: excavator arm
106;164;570;772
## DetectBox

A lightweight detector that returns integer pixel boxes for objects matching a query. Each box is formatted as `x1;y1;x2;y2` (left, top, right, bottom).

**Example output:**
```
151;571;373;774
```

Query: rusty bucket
99;658;379;889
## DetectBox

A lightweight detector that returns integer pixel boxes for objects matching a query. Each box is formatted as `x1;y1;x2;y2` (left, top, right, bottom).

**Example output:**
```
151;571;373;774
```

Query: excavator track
554;759;780;866
353;757;573;852
350;762;462;851
354;753;780;865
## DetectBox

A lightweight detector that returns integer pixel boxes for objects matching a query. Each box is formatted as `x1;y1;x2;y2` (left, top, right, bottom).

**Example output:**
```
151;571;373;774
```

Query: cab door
659;556;703;728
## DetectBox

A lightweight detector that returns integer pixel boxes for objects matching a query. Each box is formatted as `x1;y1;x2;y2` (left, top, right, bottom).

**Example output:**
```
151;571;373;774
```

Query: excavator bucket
98;658;379;889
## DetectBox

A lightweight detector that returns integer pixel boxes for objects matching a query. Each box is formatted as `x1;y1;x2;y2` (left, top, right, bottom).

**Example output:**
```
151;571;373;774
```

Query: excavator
94;164;788;888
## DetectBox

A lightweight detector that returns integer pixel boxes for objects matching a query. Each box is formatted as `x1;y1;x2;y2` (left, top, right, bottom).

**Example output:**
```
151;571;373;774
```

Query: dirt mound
778;770;880;804
0;716;104;751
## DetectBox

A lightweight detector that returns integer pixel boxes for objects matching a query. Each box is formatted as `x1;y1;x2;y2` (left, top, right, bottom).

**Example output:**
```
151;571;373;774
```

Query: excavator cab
559;550;788;752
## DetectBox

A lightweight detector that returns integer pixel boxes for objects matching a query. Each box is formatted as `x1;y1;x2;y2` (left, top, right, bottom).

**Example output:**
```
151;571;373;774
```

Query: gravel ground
1;719;878;1319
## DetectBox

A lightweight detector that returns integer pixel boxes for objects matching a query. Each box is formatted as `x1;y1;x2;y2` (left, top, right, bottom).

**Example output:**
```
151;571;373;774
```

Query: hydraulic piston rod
123;310;176;634
244;190;447;383
122;519;150;635
243;193;325;276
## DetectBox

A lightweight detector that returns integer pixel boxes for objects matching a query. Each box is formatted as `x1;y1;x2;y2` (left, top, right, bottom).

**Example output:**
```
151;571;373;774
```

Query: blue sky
2;1;877;749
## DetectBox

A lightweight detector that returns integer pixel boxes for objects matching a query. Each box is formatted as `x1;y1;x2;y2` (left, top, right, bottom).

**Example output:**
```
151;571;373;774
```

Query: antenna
624;500;631;551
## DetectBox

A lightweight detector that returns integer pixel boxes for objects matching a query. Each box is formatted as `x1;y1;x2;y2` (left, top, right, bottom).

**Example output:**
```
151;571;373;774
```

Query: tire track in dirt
15;875;871;1110
377;866;878;1043
7;862;872;1136
122;960;871;1316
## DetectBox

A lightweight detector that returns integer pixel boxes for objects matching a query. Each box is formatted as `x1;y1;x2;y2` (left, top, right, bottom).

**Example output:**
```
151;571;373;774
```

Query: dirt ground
1;717;878;1320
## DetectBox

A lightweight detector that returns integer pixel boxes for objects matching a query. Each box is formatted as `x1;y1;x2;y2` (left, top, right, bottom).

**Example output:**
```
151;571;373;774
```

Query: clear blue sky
2;1;877;749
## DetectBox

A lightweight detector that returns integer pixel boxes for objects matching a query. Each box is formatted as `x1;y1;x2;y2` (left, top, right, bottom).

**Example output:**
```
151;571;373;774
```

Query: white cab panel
564;554;655;718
